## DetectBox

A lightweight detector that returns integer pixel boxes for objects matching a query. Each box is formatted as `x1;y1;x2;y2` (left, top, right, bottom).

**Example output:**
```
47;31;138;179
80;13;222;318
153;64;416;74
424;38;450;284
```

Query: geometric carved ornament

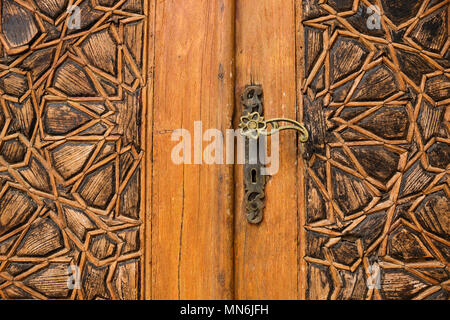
301;0;449;299
0;0;147;299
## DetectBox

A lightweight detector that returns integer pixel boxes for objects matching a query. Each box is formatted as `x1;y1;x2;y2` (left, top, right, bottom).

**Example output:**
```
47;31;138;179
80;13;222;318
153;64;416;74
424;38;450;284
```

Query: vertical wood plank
145;0;156;300
151;0;235;299
295;0;307;301
234;0;299;299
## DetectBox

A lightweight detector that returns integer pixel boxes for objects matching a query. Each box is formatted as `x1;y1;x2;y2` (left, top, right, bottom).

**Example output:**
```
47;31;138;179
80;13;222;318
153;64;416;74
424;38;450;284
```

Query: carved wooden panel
0;0;148;299
299;0;449;299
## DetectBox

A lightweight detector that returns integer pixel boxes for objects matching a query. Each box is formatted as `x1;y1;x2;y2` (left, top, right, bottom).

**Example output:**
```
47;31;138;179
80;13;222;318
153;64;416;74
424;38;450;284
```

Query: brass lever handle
239;85;309;224
239;111;309;142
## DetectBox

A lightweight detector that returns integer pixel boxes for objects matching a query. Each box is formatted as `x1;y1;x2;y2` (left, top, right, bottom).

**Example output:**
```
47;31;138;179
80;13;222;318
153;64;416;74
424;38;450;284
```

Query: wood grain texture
0;0;149;299
298;0;450;300
234;0;300;299
151;0;235;299
145;0;156;301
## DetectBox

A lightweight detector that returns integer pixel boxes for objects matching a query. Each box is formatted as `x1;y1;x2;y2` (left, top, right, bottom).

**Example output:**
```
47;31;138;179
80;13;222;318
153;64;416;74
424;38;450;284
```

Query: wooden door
0;0;448;301
0;0;235;300
234;0;449;300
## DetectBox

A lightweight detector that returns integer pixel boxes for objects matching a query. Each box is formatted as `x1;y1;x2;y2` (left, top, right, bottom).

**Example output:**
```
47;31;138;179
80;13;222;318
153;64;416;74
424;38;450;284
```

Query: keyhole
251;168;257;184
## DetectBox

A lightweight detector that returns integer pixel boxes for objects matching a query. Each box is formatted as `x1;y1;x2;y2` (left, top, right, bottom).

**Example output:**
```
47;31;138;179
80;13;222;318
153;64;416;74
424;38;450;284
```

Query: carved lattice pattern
0;0;147;299
300;0;449;299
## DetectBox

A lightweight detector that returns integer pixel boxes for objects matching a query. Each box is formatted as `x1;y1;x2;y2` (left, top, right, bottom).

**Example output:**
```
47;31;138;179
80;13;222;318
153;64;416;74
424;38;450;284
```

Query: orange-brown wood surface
296;0;308;300
234;0;300;299
150;0;235;299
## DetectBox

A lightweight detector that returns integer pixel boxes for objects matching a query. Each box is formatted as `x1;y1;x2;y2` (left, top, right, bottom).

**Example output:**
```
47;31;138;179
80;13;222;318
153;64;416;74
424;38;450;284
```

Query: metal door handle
239;85;309;224
239;112;309;142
